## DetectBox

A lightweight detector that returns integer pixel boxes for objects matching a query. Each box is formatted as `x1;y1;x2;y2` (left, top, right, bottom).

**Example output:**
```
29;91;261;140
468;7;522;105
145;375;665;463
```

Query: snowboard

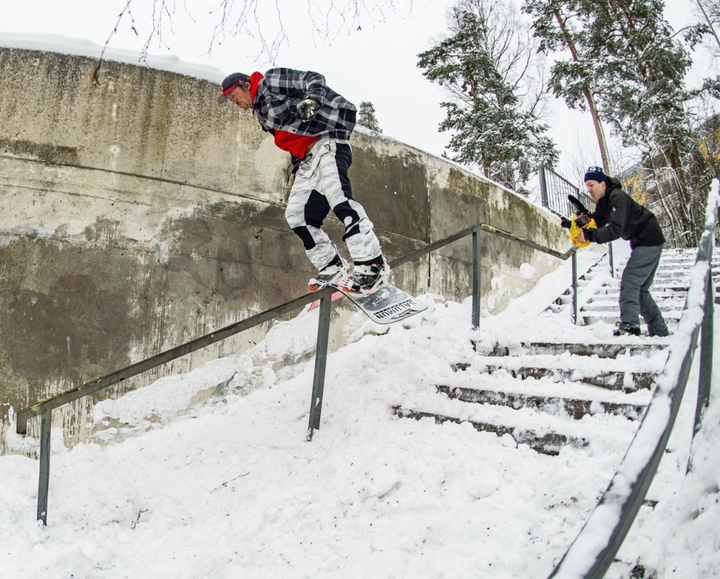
329;281;427;325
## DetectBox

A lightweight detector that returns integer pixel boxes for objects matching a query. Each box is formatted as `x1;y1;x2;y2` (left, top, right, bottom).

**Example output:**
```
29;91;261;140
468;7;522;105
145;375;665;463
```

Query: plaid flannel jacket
253;68;357;140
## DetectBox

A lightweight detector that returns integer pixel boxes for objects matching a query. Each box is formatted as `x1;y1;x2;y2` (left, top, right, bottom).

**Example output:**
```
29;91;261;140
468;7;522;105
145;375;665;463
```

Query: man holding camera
575;166;669;337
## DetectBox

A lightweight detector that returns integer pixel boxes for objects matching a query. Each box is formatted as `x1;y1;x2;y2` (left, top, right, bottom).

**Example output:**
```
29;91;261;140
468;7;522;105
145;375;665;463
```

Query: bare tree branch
93;0;139;84
97;0;414;70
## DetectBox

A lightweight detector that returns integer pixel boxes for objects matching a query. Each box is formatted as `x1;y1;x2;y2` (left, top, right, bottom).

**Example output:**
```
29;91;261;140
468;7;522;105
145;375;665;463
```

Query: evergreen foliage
418;0;558;193
524;0;719;247
357;101;383;133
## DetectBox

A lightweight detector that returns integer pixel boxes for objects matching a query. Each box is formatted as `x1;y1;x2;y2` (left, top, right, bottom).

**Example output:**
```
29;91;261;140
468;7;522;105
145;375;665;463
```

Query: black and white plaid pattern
253;68;357;140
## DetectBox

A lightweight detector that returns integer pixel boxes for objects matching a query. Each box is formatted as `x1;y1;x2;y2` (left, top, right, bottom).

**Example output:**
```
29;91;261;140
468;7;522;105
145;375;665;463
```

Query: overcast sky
0;0;713;186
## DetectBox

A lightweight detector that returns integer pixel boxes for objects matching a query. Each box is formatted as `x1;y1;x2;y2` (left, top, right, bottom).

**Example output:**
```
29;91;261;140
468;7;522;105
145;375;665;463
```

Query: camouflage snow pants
285;138;382;271
620;244;670;337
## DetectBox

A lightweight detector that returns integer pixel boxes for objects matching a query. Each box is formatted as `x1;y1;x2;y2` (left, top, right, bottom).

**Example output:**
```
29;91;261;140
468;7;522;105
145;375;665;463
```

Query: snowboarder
217;69;390;296
575;166;669;337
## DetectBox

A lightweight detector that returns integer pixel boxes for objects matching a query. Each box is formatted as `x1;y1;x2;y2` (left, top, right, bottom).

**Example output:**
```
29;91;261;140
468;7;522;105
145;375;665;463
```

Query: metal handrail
15;289;331;433
16;219;575;524
547;180;719;579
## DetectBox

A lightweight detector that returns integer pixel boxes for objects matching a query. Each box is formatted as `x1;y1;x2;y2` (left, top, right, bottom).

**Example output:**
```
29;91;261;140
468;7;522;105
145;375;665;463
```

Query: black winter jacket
585;178;665;248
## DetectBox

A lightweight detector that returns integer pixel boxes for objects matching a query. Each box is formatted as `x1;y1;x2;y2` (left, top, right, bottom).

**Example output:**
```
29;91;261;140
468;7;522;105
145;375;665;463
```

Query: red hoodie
250;72;320;159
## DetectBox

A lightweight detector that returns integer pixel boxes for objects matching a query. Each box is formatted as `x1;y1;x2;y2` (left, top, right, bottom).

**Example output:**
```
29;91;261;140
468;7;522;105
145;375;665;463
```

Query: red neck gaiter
249;72;263;102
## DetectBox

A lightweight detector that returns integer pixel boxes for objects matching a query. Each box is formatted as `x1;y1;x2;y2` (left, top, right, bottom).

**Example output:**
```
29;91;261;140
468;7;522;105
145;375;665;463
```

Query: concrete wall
0;47;572;452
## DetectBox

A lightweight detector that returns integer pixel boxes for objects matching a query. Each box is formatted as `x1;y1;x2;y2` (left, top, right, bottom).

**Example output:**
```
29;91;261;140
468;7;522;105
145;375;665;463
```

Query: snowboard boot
613;322;641;337
308;253;349;292
337;256;390;296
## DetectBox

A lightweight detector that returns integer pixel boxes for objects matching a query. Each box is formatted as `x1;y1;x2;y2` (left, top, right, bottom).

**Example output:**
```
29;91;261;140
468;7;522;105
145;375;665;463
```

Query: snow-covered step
435;385;647;421
598;279;708;291
582;302;685;314
477;341;668;359
607;280;717;292
586;294;686;305
655;274;720;284
658;257;720;266
470;364;657;391
459;351;663;390
590;288;713;303
393;381;640;456
593;289;720;303
392;406;588;456
582;310;683;326
656;265;720;273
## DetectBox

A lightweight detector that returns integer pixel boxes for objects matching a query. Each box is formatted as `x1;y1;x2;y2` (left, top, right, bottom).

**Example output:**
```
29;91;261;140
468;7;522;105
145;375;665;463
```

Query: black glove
560;217;572;229
297;98;319;120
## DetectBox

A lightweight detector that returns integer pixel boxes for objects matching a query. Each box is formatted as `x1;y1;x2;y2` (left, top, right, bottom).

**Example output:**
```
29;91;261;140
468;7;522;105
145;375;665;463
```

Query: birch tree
96;0;414;80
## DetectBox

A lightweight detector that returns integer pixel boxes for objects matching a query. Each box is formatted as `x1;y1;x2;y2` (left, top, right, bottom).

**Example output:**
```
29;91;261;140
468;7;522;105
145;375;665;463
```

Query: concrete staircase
393;248;713;455
551;248;720;328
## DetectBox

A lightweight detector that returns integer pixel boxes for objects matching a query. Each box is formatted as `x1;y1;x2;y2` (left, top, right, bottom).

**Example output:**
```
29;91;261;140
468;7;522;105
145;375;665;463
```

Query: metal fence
539;164;595;217
539;164;615;278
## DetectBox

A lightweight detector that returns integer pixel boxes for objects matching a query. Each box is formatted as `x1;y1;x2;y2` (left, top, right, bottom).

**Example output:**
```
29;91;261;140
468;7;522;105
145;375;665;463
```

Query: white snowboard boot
308;253;349;292
337;256;390;296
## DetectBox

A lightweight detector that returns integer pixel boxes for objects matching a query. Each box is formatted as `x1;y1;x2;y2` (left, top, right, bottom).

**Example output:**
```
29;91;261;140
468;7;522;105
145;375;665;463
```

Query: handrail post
307;293;332;441
539;165;549;209
694;269;714;437
37;409;52;525
572;252;578;325
472;229;481;329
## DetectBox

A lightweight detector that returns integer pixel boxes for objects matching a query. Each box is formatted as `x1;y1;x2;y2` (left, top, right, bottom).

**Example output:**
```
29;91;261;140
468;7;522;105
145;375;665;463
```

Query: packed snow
1;242;718;578
0;31;226;83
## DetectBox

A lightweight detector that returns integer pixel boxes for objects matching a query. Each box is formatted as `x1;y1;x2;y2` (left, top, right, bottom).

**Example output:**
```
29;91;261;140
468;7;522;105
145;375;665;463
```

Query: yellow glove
569;215;597;248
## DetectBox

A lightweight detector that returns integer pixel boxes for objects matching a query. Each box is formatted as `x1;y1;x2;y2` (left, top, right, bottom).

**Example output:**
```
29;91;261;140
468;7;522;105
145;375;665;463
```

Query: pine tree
357;101;383;132
525;0;716;247
523;0;613;172
418;0;558;193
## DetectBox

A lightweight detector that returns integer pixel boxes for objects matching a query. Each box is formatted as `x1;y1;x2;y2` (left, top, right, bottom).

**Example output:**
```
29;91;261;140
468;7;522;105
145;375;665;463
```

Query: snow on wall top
0;31;226;83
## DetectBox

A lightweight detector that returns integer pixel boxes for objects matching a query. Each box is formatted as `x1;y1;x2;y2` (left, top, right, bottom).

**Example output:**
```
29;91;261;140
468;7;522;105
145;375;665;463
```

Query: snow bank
0;226;717;578
0;31;225;82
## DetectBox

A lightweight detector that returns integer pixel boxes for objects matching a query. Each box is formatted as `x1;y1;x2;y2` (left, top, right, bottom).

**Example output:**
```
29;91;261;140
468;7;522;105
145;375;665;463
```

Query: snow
548;183;720;579
1;211;719;577
0;31;226;82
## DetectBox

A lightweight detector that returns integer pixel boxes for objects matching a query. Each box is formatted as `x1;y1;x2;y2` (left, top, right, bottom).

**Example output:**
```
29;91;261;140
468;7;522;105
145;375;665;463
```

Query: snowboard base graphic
331;281;427;325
